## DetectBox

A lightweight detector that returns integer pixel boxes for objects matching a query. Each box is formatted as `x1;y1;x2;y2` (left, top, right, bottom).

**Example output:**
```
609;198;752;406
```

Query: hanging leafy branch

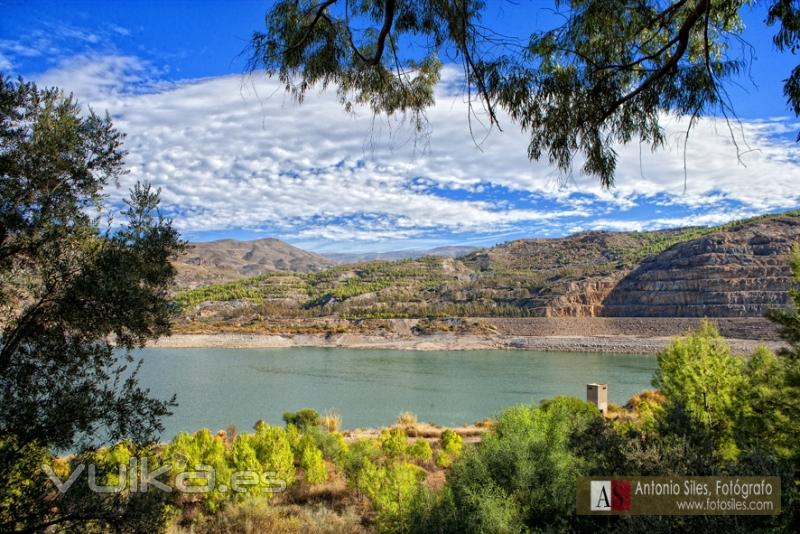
249;0;800;186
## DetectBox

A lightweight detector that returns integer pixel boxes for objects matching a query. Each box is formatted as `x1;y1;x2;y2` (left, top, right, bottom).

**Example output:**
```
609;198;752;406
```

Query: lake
135;347;658;439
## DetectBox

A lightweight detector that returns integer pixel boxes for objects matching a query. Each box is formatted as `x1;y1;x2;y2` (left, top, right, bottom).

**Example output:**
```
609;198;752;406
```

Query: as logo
590;480;631;512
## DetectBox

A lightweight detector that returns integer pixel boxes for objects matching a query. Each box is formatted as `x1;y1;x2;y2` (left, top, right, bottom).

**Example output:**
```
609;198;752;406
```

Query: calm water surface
135;347;657;440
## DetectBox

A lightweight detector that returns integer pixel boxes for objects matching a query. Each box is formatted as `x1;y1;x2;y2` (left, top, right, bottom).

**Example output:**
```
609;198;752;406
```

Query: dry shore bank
153;317;786;354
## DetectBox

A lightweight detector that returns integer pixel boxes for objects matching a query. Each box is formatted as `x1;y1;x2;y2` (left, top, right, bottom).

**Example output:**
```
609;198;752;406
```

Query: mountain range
174;238;336;289
175;242;478;288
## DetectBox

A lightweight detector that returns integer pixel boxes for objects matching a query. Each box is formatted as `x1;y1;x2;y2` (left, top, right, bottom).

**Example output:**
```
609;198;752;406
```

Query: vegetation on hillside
173;211;800;326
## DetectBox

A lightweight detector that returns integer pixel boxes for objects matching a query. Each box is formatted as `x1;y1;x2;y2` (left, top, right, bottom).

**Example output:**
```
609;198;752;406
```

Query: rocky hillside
602;214;799;317
174;238;335;289
172;212;799;327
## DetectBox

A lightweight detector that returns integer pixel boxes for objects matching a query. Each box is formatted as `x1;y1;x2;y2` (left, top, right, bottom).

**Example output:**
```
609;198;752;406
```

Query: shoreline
148;332;786;355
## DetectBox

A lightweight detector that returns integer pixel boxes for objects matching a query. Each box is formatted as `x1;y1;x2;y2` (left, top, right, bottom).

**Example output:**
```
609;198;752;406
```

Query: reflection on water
134;347;657;439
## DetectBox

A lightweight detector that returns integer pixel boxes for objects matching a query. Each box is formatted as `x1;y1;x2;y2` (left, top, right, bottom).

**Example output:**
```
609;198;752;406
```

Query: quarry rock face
546;270;631;317
600;215;799;317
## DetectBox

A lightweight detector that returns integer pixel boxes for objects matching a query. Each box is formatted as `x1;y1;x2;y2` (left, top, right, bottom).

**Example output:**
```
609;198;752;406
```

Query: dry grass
321;410;342;433
170;499;368;534
344;423;488;442
396;411;418;428
474;418;495;429
625;389;666;410
605;403;626;419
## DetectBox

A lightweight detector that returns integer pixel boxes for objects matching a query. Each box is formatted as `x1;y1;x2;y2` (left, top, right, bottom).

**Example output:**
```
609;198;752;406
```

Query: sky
2;1;799;253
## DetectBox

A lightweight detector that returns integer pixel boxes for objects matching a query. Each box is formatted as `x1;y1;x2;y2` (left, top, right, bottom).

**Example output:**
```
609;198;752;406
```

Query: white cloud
29;55;800;246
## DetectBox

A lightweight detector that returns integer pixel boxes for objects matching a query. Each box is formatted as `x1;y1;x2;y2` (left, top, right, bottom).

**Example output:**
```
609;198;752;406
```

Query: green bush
300;441;328;485
251;422;296;488
417;398;601;531
342;438;382;481
380;428;408;459
434;429;463;467
313;430;350;467
440;429;462;457
408;439;433;462
163;429;233;513
353;461;426;533
282;408;321;431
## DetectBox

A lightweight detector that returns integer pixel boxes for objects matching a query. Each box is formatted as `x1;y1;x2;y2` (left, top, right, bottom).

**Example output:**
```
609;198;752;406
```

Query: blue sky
2;1;799;252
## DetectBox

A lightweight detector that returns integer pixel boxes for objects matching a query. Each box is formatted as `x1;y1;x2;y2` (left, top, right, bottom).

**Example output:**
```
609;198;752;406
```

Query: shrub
282;409;321;431
435;429;463;467
300;442;328;485
354;461;426;533
380;428;409;459
419;398;601;531
313;430;350;467
251;422;296;488
342;439;382;480
228;434;262;498
285;423;301;453
440;430;462;457
408;439;433;462
163;429;232;513
459;484;524;534
434;450;453;469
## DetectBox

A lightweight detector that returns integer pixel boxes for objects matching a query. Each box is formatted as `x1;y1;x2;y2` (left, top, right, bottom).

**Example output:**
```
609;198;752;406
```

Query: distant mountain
174;238;336;289
325;245;478;263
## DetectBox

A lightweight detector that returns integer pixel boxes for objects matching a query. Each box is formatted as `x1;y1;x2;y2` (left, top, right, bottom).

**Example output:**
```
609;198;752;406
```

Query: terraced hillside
602;214;799;317
173;212;799;329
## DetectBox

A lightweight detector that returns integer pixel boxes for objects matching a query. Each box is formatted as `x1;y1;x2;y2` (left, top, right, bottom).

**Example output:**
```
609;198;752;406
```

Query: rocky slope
601;213;799;317
174;238;335;289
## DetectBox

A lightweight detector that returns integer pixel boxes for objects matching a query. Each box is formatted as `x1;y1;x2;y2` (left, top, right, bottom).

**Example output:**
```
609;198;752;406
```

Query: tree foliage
282;408;322;431
652;320;744;460
251;0;800;186
0;76;185;532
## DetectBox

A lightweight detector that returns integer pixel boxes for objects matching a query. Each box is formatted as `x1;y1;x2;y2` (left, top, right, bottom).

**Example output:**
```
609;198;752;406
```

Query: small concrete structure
587;383;608;415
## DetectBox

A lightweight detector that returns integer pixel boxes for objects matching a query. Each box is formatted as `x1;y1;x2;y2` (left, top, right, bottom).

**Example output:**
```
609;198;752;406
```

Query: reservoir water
135;347;657;440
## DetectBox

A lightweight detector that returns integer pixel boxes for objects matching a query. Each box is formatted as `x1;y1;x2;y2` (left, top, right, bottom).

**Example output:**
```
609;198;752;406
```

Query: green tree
0;76;184;532
767;244;800;356
407;439;432;462
250;0;800;186
652;321;744;460
354;460;426;533
299;440;328;485
427;397;601;532
163;430;232;513
251;421;296;487
434;429;463;468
